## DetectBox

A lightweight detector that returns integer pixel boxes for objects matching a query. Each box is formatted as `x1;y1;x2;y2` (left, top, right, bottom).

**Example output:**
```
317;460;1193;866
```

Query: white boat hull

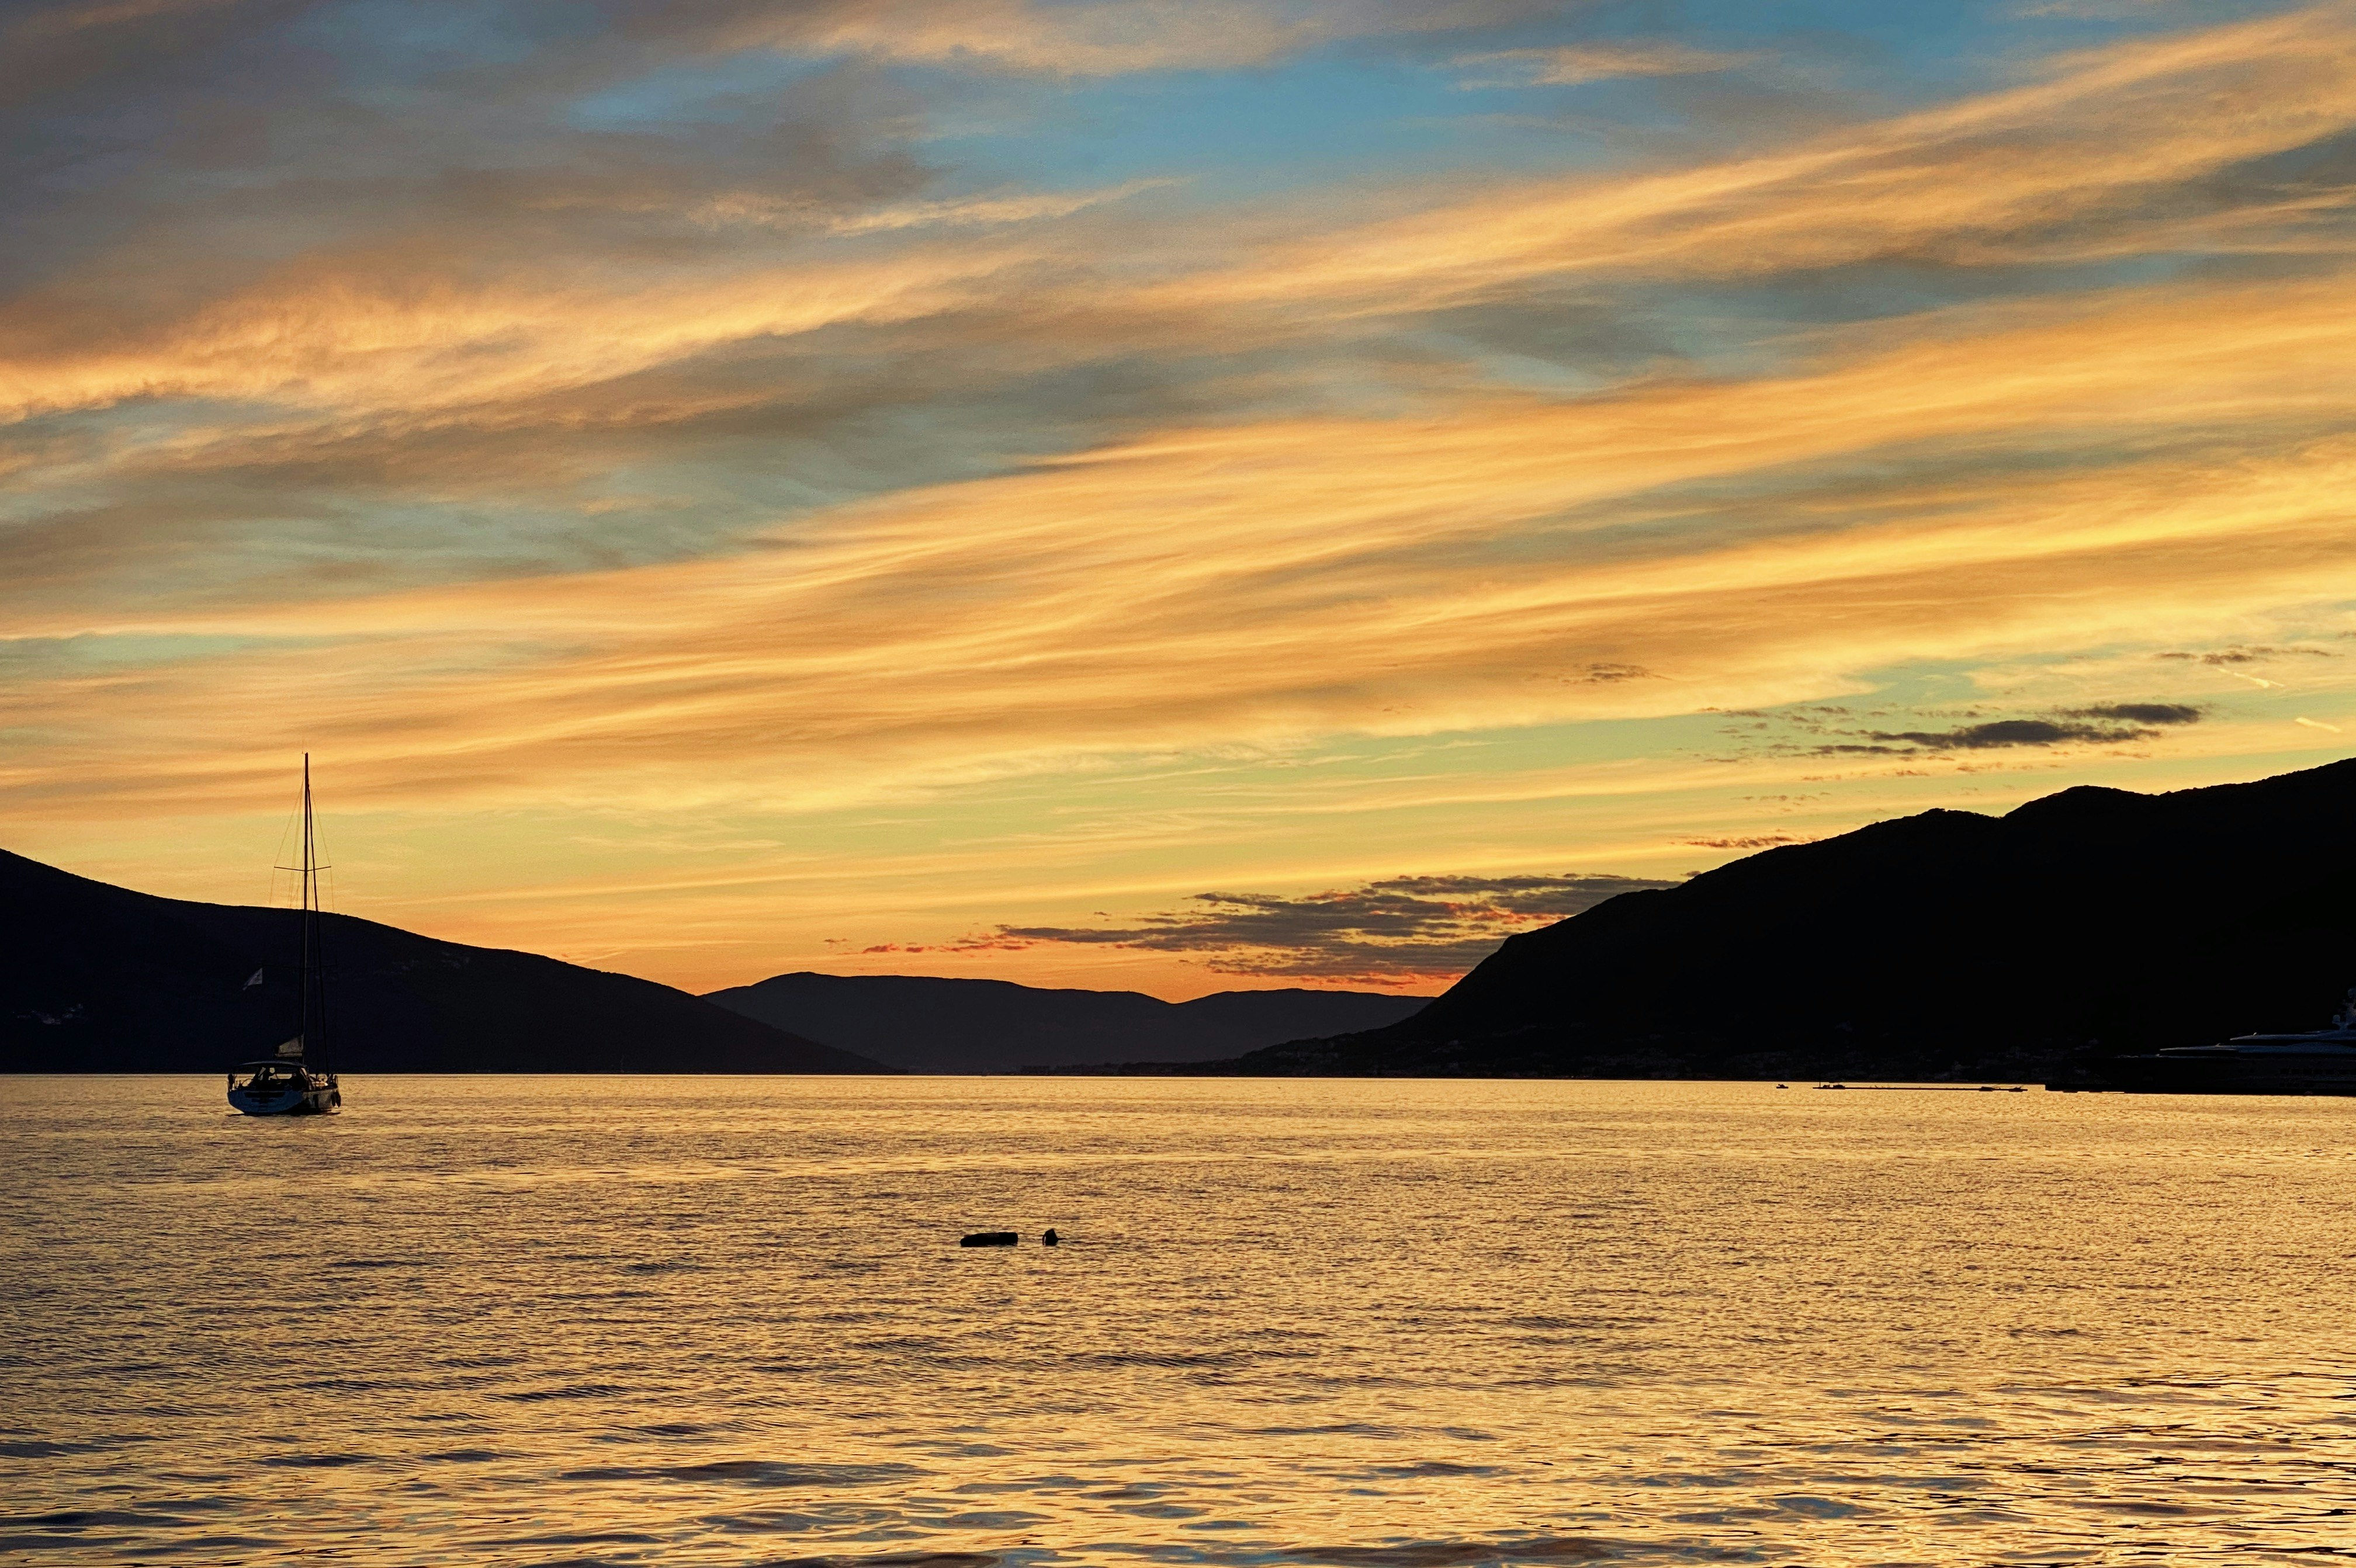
2104;990;2356;1095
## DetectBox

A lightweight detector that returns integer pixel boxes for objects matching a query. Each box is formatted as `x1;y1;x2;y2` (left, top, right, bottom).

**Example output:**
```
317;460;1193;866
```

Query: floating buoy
1042;1228;1059;1246
959;1231;1018;1247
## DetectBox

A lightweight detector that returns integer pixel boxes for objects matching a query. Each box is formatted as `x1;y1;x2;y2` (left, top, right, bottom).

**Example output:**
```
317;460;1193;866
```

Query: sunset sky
8;0;2356;997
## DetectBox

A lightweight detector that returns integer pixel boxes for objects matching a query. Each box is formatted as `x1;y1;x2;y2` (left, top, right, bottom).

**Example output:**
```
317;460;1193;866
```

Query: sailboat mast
311;757;330;1069
300;753;314;1053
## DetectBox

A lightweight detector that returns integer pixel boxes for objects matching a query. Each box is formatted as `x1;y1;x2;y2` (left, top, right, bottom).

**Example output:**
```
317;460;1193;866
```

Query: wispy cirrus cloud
7;262;2356;821
1455;41;1762;87
8;2;2356;991
715;0;1327;75
1190;5;2356;320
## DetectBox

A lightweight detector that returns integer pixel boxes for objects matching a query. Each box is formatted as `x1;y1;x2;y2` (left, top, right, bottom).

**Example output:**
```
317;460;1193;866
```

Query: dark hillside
0;848;886;1073
705;971;1425;1072
1227;758;2356;1081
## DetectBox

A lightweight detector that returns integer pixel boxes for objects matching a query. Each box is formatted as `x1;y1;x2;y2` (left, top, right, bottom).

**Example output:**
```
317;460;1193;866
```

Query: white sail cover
276;1035;304;1059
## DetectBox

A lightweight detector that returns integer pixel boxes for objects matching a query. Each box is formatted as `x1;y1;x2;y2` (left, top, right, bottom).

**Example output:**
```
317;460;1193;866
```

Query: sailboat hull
227;1081;341;1116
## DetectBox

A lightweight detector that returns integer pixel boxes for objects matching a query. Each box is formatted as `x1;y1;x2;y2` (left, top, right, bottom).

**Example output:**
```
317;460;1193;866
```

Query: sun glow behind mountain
7;0;2356;994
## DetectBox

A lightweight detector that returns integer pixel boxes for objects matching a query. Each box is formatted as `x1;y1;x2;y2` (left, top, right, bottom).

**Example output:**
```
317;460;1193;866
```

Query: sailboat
227;755;344;1116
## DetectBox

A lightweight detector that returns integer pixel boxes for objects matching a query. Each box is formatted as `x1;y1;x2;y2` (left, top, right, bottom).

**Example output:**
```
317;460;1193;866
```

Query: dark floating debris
1042;1228;1059;1246
1814;1081;2033;1093
959;1231;1018;1248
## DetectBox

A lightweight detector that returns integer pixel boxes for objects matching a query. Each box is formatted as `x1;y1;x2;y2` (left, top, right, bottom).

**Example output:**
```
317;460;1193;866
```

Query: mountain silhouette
1218;757;2356;1083
0;848;886;1074
704;971;1426;1072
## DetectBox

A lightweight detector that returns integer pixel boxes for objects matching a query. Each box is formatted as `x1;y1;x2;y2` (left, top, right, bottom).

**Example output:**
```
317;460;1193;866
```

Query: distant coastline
11;757;2356;1087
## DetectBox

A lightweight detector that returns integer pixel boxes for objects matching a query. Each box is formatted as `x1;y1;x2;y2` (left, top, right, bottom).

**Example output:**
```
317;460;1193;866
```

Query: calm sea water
4;1076;2355;1566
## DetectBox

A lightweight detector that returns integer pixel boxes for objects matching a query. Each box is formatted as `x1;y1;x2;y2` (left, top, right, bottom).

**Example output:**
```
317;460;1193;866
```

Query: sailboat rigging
227;755;344;1116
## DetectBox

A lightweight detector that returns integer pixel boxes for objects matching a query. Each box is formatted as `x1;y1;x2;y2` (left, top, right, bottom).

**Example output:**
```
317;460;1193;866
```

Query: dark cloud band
990;872;1678;984
1797;703;2206;756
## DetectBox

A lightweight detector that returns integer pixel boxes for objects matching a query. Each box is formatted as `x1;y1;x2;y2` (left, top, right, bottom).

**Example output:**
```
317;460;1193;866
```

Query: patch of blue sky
294;0;557;88
547;2;2318;223
626;379;1144;520
886;8;1856;195
1709;647;2293;744
0;633;289;678
1648;0;1994;95
912;54;1614;203
1777;657;2038;717
297;491;734;580
1489;252;2225;391
0;398;272;526
1411;432;2183;583
1669;255;2208;338
1650;0;2285;96
1402;296;1762;397
1437;343;1624;398
89;392;289;447
922;0;2312;202
1316;646;2242;799
564;48;846;133
1440;226;2303;405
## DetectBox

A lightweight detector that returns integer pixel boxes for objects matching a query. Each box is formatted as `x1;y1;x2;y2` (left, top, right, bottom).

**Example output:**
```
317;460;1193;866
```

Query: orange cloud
734;0;1322;75
8;262;2356;823
1186;4;2356;315
0;240;1054;423
11;2;2354;503
721;0;1549;77
20;6;2353;433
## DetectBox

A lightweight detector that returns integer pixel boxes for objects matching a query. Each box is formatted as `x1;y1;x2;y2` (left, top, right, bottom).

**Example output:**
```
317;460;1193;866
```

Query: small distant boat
2105;987;2356;1096
228;755;342;1117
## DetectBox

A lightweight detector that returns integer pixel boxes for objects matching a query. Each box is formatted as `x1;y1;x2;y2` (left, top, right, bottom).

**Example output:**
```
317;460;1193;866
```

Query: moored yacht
228;755;343;1116
2105;987;2356;1095
228;1048;341;1115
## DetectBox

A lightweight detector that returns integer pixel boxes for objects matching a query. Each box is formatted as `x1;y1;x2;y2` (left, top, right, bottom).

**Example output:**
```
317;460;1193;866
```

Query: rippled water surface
6;1076;2356;1566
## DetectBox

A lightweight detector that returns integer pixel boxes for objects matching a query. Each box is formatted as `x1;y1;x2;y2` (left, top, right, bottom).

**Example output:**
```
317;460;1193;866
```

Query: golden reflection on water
4;1076;2355;1565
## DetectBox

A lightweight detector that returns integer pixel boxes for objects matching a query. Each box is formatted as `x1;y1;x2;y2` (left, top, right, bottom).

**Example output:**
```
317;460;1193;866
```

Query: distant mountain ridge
703;971;1428;1072
27;755;2351;1083
0;848;886;1073
1218;757;2356;1083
